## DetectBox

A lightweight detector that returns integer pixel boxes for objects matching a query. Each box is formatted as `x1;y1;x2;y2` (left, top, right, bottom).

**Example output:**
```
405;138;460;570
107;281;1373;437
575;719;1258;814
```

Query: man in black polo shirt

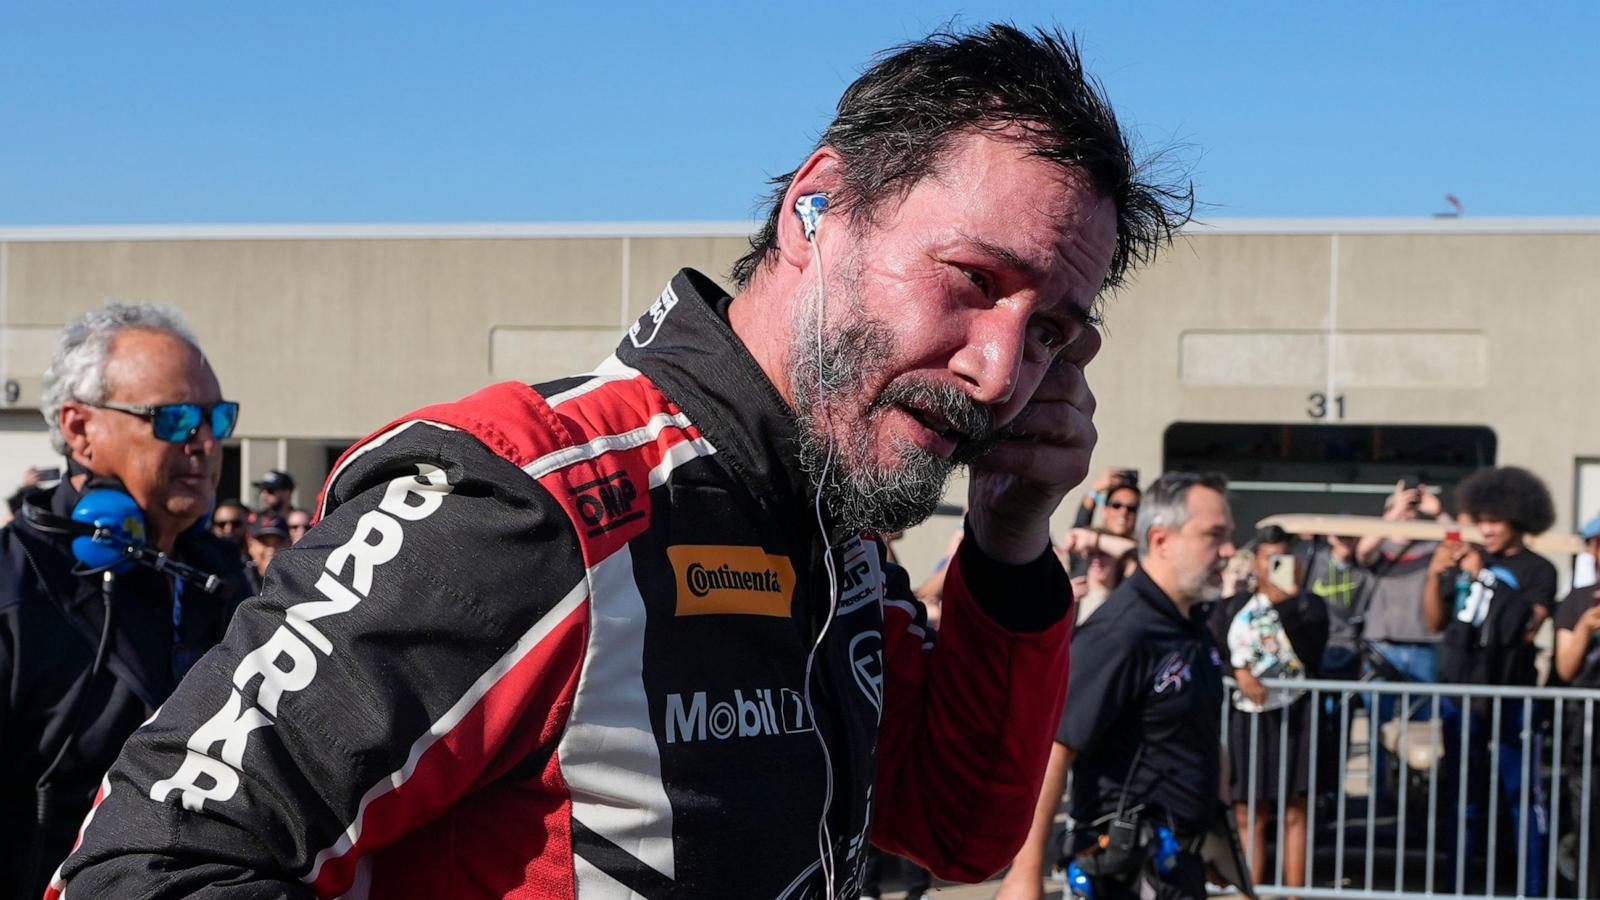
997;472;1235;900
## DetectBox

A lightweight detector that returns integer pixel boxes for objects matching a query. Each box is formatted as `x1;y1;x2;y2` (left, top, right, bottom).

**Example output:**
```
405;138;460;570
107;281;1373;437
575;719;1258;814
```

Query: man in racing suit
50;24;1190;899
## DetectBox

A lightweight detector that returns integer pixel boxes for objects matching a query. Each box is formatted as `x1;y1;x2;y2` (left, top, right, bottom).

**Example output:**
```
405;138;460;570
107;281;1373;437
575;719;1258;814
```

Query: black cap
249;513;290;541
253;469;295;491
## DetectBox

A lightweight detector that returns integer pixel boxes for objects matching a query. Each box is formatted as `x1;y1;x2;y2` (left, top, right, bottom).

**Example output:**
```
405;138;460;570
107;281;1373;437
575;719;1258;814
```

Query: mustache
871;380;1001;464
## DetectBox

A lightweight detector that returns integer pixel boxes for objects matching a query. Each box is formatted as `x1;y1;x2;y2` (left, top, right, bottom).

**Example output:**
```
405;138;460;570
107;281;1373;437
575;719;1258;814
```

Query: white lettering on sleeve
151;751;243;812
325;510;405;596
285;571;365;655
188;688;273;768
153;462;456;812
379;463;450;521
233;626;319;717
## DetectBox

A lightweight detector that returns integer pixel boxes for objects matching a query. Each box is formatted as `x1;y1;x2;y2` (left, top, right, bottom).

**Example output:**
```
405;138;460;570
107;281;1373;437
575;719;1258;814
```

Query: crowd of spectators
991;465;1599;900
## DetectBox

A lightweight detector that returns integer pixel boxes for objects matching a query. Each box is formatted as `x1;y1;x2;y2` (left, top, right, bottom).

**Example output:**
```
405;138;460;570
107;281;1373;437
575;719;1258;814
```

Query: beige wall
4;220;1596;580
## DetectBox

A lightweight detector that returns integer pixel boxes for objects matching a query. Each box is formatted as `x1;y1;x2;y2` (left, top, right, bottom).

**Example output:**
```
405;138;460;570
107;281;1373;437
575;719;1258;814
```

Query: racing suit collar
614;269;816;535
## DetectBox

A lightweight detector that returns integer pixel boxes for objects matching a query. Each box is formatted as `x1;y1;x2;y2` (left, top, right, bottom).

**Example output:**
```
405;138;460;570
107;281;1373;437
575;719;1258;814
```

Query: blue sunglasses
94;401;240;442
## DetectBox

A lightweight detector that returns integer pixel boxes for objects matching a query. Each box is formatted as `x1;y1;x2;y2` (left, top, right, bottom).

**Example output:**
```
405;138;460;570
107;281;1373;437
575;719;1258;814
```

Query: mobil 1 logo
664;687;812;744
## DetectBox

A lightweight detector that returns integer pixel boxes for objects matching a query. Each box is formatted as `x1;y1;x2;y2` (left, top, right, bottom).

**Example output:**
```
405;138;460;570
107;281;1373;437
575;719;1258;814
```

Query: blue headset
68;489;147;574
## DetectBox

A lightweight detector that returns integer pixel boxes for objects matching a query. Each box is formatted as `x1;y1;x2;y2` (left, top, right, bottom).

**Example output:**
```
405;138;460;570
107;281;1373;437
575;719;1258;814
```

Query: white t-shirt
1226;592;1308;713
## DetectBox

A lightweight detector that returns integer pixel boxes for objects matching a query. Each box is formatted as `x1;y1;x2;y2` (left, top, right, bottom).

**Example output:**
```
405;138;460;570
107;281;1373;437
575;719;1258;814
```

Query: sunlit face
1102;485;1140;538
286;509;312;543
790;129;1116;532
248;533;285;573
1252;540;1291;585
1474;514;1517;555
210;505;248;548
64;330;224;536
1155;487;1237;604
259;486;291;513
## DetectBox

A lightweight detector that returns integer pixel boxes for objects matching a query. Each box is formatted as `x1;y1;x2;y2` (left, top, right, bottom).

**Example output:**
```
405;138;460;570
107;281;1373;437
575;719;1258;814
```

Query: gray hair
40;303;200;455
1134;471;1230;557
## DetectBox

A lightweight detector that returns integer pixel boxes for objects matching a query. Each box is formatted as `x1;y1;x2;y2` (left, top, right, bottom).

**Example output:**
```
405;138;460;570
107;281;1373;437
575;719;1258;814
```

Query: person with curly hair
1425;466;1558;894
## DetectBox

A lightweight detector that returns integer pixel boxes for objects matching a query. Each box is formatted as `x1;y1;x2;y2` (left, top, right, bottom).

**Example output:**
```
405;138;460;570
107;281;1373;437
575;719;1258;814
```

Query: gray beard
789;293;998;535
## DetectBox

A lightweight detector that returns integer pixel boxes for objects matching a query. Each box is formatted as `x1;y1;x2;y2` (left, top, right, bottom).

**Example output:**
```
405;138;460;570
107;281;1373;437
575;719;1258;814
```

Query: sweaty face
788;130;1117;533
790;261;1003;533
74;330;224;536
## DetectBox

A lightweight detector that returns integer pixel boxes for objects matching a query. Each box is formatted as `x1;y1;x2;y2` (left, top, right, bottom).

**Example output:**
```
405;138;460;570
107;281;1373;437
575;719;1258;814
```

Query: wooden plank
1256;513;1587;556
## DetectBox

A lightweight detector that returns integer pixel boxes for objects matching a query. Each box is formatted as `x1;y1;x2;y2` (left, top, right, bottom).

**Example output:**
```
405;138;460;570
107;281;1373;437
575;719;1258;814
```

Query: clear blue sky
3;1;1596;225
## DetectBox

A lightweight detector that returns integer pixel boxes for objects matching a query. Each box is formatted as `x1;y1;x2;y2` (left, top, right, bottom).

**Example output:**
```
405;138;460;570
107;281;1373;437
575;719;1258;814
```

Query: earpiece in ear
795;194;828;241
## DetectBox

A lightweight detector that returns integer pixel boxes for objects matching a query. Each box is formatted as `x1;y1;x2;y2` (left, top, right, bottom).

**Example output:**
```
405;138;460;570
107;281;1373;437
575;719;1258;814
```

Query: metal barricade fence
1223;676;1600;900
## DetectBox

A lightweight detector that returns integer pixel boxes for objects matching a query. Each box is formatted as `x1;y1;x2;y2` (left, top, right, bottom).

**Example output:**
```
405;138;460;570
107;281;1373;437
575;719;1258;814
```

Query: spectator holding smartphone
1425;466;1558;894
1355;478;1451;771
1208;525;1328;893
1357;479;1450;678
1075;466;1141;538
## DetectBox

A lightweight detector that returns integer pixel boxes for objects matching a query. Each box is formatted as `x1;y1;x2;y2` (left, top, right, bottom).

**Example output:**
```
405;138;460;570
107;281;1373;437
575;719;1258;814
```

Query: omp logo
627;284;679;348
150;463;453;812
668;545;795;617
570;470;642;537
664;687;811;743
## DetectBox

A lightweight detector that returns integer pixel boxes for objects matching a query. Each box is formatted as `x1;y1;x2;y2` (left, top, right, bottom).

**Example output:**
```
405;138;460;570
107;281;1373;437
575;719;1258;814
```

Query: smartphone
1268;554;1298;593
36;467;61;482
1119;468;1140;488
1068;553;1089;579
1444;529;1462;543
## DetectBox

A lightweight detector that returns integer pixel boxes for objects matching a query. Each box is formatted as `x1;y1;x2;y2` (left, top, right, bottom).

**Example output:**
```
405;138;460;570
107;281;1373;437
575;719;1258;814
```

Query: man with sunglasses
284;508;312;545
252;469;296;519
210;499;251;552
0;303;251;898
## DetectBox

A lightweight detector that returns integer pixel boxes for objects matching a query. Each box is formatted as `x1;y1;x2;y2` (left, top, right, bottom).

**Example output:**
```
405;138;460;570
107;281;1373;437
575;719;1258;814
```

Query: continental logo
668;545;795;617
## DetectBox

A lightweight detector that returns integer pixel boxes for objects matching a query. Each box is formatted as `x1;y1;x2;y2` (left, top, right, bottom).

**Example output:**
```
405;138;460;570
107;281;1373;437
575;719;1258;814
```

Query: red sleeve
869;535;1073;882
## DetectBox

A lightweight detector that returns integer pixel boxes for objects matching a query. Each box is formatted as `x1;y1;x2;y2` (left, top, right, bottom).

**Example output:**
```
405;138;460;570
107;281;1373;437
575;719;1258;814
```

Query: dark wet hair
1455;466;1556;536
729;23;1192;294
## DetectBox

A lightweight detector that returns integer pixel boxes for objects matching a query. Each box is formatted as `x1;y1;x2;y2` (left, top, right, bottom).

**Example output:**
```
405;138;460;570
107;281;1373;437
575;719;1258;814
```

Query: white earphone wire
800;228;840;900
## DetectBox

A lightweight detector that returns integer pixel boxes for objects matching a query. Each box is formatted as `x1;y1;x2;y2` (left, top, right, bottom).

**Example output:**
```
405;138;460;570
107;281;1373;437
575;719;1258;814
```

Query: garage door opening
1163;423;1497;546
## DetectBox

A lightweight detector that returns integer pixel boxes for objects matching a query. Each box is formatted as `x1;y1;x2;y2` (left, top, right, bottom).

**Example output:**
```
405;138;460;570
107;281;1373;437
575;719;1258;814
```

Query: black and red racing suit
50;269;1073;899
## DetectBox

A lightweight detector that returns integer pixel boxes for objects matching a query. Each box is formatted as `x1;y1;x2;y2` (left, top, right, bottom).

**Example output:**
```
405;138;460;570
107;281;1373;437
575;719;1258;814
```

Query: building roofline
0;216;1597;242
1186;217;1600;235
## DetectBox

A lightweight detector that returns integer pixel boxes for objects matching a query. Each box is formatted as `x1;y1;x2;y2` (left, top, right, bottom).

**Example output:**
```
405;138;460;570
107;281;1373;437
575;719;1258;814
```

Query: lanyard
171;575;185;635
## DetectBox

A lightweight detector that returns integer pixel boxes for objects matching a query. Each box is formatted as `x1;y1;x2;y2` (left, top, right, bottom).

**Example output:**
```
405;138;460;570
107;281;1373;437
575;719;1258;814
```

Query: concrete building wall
3;220;1596;581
